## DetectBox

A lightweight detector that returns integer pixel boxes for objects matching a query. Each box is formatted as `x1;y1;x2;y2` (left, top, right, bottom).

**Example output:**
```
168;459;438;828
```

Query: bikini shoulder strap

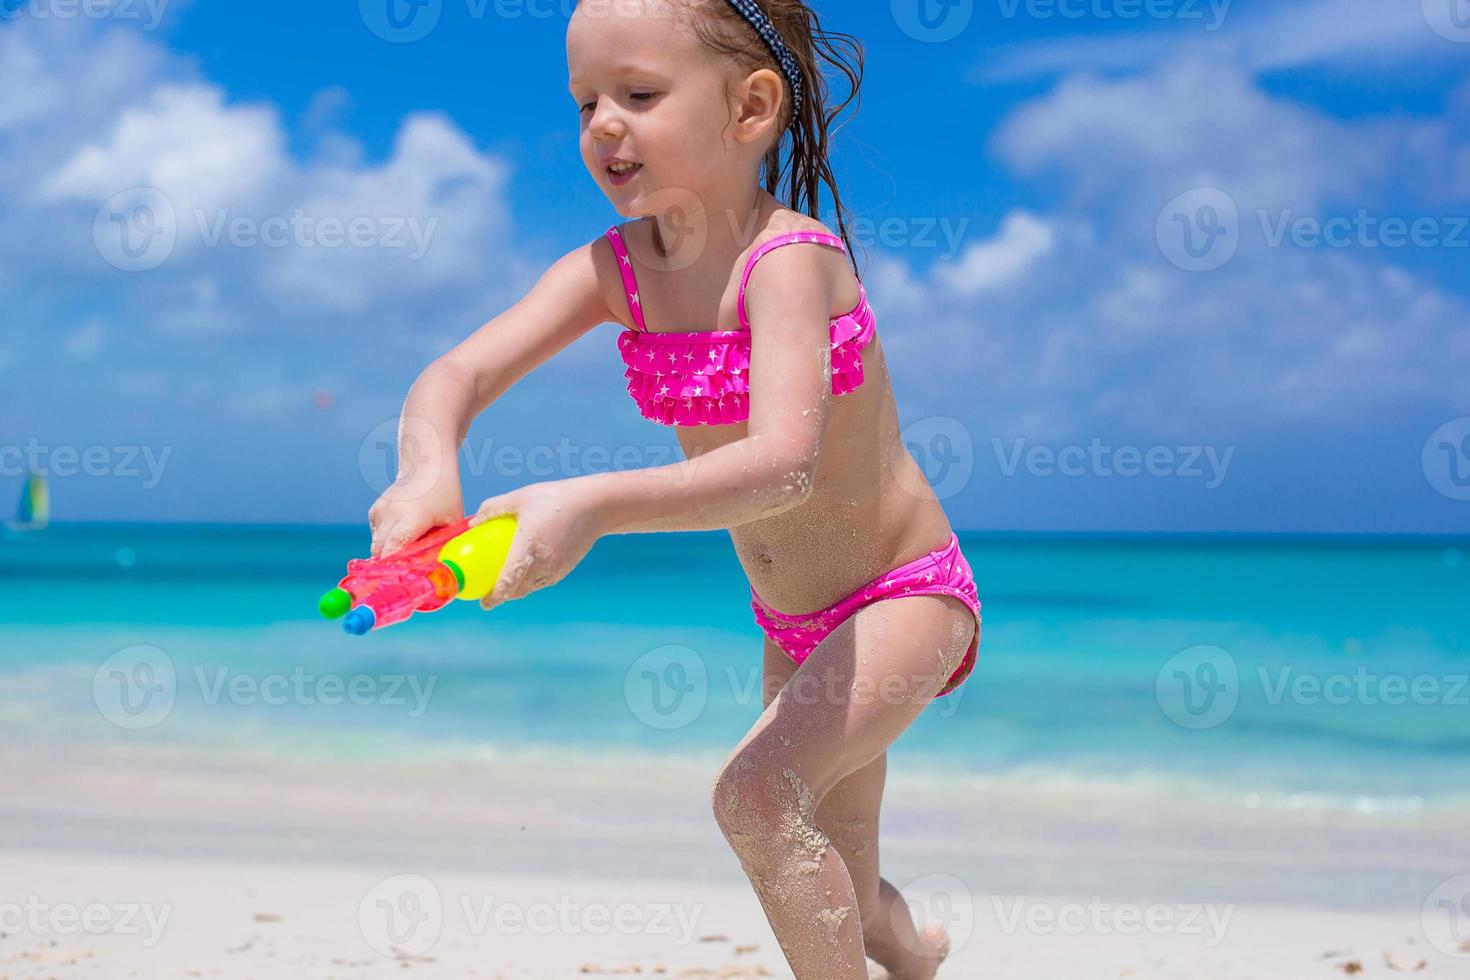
737;230;847;331
603;224;647;332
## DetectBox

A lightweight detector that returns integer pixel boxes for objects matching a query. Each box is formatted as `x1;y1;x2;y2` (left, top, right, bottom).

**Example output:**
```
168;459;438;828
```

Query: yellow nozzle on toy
437;514;518;601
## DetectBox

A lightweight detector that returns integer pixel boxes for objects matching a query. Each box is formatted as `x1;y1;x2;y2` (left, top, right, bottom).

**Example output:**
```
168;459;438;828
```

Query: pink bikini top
604;223;877;427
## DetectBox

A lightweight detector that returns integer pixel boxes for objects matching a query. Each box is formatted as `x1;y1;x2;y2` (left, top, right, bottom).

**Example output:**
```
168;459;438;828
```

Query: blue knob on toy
342;606;377;636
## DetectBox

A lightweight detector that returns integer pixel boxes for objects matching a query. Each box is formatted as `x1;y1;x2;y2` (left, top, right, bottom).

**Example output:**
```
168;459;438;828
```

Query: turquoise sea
3;524;1468;821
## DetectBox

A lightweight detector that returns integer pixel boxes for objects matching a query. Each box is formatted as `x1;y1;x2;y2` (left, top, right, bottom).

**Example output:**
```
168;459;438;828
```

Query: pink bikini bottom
748;532;981;698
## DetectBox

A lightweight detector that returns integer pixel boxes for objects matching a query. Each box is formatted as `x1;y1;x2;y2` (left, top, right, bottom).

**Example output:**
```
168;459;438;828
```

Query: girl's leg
715;595;975;979
760;642;952;979
817;754;950;980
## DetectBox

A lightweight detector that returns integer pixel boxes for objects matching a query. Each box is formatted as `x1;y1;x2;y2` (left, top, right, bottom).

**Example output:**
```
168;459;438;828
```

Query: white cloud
934;210;1056;297
259;112;512;315
11;17;520;325
875;57;1470;439
43;83;285;216
991;56;1385;215
979;0;1452;82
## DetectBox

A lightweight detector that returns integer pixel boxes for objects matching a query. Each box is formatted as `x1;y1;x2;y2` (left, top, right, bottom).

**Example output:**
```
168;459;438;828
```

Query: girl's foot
898;924;950;980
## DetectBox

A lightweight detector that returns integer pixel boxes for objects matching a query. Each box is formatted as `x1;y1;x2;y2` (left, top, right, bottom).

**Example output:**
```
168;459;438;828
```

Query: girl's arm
582;244;838;535
391;238;614;493
371;238;613;554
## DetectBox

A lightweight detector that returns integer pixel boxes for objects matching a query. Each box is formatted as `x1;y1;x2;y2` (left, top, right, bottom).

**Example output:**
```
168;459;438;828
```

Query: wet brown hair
674;0;868;278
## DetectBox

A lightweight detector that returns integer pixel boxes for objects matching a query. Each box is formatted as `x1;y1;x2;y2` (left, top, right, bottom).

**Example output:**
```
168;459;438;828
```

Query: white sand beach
3;846;1463;980
4;740;1467;979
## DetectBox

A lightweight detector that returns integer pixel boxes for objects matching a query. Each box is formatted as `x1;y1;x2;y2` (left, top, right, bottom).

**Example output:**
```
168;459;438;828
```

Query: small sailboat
5;471;48;534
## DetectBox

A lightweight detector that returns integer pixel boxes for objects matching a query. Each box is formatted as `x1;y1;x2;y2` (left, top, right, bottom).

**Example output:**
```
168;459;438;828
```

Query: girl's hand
368;477;464;558
472;480;606;611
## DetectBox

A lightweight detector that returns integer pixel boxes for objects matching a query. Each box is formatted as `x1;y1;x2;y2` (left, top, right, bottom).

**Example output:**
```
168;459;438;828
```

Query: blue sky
3;0;1469;533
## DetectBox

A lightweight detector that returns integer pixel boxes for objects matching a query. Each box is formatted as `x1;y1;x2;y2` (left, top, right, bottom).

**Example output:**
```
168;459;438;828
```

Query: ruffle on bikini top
606;223;877;427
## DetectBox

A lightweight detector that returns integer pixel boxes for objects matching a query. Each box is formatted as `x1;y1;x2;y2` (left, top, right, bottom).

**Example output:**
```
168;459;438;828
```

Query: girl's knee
711;756;828;857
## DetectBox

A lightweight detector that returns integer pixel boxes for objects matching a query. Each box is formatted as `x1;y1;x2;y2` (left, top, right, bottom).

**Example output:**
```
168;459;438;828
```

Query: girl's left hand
471;480;606;612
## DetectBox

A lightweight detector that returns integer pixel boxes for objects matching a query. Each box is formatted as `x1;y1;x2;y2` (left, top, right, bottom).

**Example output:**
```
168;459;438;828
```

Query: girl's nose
588;101;625;140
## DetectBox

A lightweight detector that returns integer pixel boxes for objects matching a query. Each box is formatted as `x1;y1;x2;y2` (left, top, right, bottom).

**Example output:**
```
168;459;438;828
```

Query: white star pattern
612;227;877;429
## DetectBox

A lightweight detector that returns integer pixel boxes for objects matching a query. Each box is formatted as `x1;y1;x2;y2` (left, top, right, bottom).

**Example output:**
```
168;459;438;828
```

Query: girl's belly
729;441;953;616
675;380;953;616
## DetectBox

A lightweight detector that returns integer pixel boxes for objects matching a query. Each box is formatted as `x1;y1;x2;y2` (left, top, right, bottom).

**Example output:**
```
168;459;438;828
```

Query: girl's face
567;0;747;217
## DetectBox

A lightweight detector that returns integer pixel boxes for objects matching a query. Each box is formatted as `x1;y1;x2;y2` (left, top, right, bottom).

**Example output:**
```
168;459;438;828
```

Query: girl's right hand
368;479;465;558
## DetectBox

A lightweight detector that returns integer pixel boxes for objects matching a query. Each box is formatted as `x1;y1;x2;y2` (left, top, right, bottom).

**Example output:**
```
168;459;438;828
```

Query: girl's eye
579;92;657;114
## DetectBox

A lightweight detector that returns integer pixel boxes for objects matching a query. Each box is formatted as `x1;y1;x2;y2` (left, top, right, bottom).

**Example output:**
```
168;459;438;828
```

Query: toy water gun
319;514;519;635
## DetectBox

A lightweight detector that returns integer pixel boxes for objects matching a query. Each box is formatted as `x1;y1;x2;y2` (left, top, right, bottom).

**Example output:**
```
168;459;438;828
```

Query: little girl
368;1;981;976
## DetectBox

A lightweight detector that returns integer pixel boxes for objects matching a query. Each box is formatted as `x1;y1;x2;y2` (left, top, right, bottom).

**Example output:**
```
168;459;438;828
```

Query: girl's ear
733;67;785;145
